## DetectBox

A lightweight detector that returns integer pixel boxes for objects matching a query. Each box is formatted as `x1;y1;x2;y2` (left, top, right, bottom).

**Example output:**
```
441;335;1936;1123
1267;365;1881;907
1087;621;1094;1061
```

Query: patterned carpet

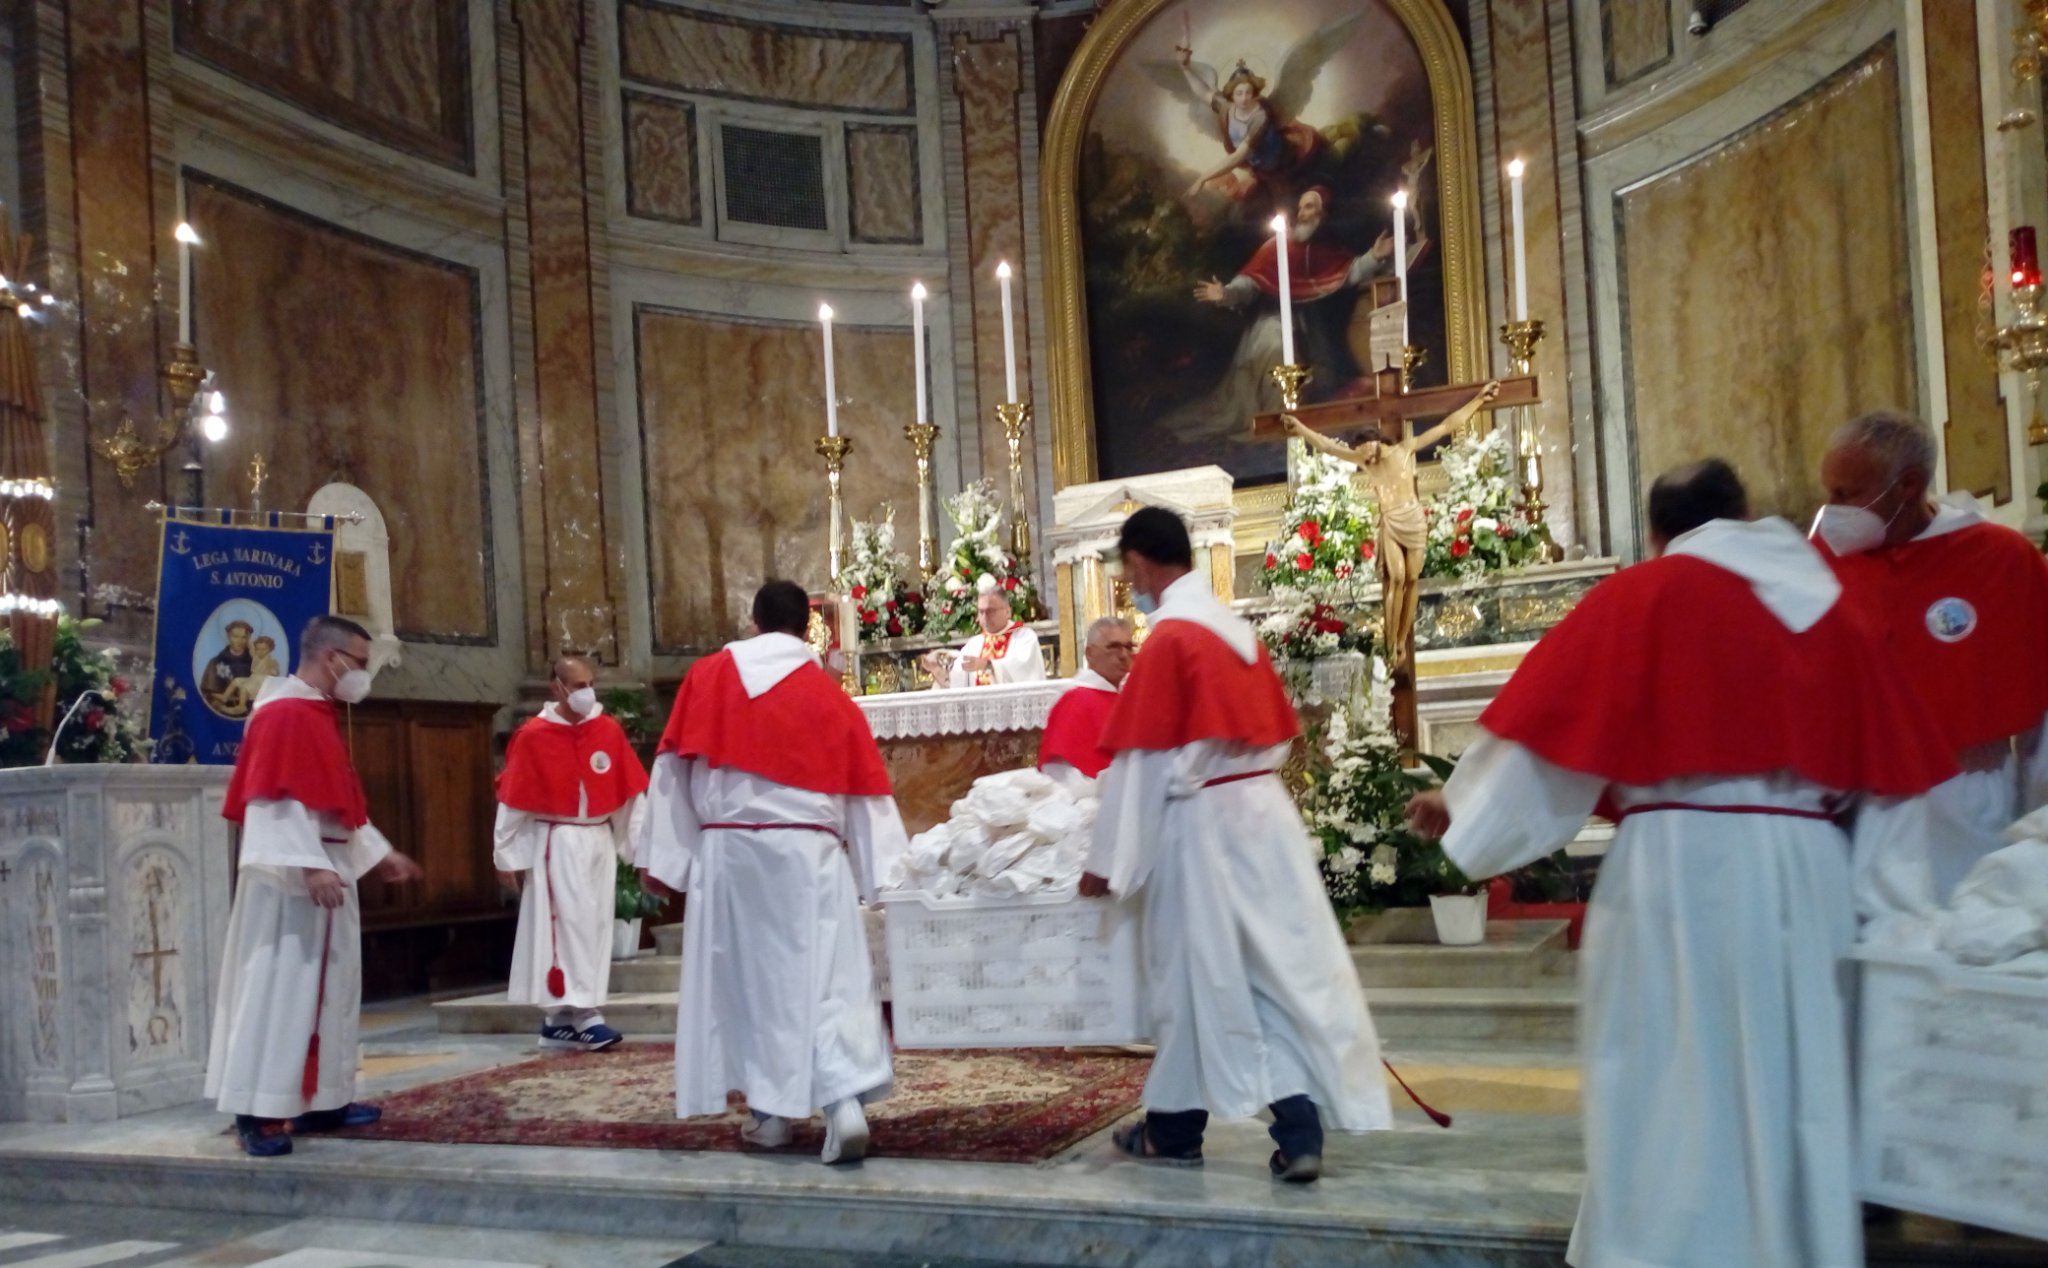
341;1043;1151;1164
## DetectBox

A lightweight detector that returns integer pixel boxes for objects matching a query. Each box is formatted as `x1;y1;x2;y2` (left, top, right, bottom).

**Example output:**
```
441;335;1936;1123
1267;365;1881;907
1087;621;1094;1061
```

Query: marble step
434;992;681;1038
1366;986;1578;1049
1352;919;1574;990
651;921;683;957
609;954;681;995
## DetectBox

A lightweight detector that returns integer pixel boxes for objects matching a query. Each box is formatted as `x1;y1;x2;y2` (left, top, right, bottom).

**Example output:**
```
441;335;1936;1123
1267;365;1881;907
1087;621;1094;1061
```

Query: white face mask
1809;481;1903;557
331;667;373;705
565;686;597;715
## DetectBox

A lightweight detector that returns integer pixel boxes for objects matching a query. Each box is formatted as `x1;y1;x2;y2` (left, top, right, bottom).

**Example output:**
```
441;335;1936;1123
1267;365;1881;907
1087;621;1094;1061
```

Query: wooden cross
1251;365;1544;757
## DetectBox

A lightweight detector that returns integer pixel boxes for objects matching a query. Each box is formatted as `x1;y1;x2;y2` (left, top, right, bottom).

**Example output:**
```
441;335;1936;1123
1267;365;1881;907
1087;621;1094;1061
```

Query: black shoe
291;1102;382;1133
233;1115;292;1157
1270;1149;1323;1183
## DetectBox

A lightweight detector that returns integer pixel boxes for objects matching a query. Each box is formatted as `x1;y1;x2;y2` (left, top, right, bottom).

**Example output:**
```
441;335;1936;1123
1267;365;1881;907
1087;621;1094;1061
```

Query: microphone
44;688;109;767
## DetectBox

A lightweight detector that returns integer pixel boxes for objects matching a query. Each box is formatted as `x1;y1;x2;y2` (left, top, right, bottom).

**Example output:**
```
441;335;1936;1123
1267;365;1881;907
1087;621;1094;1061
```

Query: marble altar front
0;766;233;1122
857;681;1068;835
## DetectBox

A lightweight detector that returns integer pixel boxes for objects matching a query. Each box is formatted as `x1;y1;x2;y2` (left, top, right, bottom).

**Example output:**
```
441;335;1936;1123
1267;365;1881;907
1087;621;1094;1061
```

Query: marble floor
0;1001;2036;1268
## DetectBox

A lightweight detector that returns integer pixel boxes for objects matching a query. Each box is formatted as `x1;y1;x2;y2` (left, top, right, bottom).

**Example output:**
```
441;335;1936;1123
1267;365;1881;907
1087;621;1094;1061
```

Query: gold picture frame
1039;0;1490;551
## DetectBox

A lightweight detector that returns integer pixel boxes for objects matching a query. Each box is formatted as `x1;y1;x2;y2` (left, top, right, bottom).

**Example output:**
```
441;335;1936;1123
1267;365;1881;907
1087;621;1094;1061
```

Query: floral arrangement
0;616;145;767
1422;425;1550;582
1259;449;1378;607
844;508;926;644
1297;687;1471;916
1254;599;1371;663
924;480;1035;639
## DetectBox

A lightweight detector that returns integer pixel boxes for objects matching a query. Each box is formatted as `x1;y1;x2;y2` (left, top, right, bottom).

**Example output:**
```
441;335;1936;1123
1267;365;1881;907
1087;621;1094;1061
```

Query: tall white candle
174;183;196;346
819;303;838;437
997;261;1017;404
911;282;928;425
1391;190;1409;345
1507;158;1529;321
1271;214;1295;365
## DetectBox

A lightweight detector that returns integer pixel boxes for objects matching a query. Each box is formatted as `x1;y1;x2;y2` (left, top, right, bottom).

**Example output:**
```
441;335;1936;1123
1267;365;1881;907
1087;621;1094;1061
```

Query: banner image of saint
193;603;290;721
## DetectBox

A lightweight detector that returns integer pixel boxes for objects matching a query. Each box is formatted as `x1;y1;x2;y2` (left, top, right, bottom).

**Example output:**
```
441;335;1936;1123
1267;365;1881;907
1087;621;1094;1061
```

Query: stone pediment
1049;466;1236;550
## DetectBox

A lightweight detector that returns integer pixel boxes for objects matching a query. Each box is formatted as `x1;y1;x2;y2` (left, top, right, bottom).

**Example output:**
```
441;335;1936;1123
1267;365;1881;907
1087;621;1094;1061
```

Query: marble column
507;0;624;666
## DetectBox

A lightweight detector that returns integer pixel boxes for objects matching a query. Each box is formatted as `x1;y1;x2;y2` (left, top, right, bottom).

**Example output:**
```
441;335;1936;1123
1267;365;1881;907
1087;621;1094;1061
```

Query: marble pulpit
0;765;232;1122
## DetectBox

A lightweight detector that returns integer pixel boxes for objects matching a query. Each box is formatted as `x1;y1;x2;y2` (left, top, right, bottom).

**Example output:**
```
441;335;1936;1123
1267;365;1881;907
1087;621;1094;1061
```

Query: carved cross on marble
134;891;178;1009
0;858;11;883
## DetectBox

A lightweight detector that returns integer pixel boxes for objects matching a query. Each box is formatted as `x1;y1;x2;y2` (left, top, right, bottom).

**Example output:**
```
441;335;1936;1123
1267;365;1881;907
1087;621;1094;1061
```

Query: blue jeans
1144;1095;1324;1159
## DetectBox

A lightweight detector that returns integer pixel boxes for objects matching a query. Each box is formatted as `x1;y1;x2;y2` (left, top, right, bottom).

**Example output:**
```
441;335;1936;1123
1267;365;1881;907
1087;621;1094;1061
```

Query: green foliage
614;857;667;921
600;685;657;746
0;617;144;768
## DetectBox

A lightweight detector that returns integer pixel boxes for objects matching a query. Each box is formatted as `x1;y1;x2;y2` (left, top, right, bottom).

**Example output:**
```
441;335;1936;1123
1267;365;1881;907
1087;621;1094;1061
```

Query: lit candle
1391;190;1409;345
174;185;198;347
997;261;1017;404
819;303;838;437
2013;226;2042;289
1507;159;1529;321
1271;214;1295;365
911;282;928;425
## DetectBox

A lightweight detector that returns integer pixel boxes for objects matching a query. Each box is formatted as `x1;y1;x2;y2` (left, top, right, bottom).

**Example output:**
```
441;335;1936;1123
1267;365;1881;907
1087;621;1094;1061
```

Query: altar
856;680;1069;835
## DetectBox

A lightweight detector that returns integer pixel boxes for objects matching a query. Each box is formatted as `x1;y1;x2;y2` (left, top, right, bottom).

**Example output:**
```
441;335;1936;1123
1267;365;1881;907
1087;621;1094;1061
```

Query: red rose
1359;542;1375;562
862;609;880;624
887;619;903;636
1300;520;1322;545
84;709;105;730
885;599;899;612
1265;551;1278;569
850;585;868;600
1456;507;1475;523
1002;576;1019;592
1315;617;1346;635
111;677;130;695
1294;553;1314;570
1496;523;1514;538
1451;539;1471;558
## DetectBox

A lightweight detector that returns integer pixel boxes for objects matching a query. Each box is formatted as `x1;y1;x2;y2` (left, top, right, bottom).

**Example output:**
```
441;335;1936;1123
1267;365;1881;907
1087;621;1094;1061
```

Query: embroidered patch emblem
590;751;613;775
1924;597;1978;644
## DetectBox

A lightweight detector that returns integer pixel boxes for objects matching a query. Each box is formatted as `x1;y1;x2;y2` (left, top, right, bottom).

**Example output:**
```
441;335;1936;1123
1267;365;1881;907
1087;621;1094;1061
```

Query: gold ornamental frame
1040;0;1490;552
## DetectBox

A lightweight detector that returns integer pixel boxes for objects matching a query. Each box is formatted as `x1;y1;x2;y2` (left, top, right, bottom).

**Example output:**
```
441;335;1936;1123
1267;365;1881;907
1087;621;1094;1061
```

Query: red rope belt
1201;769;1278;789
1612;801;1840;823
700;821;841;837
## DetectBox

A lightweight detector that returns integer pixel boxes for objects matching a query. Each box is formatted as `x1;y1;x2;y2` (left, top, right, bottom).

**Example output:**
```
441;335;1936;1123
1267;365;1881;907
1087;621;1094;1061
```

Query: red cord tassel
301;1035;321;1102
546;965;566;997
304;911;335;1106
1383;1058;1452;1129
543;826;566;998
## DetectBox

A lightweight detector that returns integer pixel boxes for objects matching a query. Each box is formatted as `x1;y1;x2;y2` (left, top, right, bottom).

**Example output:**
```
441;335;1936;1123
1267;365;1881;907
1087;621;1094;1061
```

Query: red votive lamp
2012;226;2041;289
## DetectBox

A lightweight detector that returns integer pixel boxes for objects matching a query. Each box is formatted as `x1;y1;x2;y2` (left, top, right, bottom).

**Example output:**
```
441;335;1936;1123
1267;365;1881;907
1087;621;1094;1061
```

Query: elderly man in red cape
1080;508;1390;1183
1812;411;2048;928
1406;460;1956;1268
638;580;908;1165
1037;617;1135;792
207;616;422;1157
494;655;649;1053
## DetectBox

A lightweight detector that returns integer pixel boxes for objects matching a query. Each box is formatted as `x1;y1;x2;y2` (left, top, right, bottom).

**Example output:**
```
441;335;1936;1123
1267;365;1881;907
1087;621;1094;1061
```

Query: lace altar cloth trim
857;680;1071;740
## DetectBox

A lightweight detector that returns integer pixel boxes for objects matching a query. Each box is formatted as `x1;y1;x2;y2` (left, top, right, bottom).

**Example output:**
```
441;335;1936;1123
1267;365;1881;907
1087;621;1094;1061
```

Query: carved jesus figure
1283;381;1501;672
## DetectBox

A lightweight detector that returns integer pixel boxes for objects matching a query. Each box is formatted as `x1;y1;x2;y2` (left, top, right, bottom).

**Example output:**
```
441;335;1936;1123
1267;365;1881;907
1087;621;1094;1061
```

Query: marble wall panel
623;91;699;225
618;1;911;114
846;123;920;244
175;0;471;168
636;308;919;654
952;33;1032;513
1924;1;2006;502
1601;0;1672;88
1618;42;1914;524
186;179;492;643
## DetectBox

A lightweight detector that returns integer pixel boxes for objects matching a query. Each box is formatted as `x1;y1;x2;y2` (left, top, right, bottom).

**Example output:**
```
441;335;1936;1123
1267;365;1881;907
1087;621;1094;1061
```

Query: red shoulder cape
497;711;649;819
1038;685;1119;778
1480;554;1956;796
223;695;369;828
656;650;891;797
1238;235;1358;305
1827;521;2048;752
1099;621;1299;753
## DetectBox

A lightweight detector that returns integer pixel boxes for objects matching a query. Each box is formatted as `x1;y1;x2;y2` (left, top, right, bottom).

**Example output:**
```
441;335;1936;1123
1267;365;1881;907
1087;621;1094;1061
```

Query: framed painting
1043;0;1486;498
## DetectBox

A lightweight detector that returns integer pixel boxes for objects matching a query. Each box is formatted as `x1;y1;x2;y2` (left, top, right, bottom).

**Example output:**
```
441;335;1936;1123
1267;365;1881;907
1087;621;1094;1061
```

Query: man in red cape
1406;460;1956;1268
494;655;649;1052
638;580;908;1165
1813;411;2048;926
207;616;422;1157
1037;616;1134;791
1081;508;1390;1182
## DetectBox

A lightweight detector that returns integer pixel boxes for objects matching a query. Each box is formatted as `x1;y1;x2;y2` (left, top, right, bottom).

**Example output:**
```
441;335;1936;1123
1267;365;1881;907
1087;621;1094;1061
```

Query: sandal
1110;1118;1202;1168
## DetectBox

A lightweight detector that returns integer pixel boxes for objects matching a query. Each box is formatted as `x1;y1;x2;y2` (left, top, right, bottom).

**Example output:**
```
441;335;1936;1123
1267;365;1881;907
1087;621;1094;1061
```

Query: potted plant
613;856;665;959
1410;752;1487;945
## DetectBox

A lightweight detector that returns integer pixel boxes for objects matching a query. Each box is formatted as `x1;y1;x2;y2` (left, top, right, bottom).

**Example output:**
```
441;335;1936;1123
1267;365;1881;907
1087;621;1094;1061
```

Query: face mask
332;667;372;705
565;686;597;714
1809;480;1903;557
1132;591;1158;616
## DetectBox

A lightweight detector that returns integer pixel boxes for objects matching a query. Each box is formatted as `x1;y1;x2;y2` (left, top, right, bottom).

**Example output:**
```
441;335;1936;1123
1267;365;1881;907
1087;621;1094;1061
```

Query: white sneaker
740;1114;791;1148
820;1099;869;1165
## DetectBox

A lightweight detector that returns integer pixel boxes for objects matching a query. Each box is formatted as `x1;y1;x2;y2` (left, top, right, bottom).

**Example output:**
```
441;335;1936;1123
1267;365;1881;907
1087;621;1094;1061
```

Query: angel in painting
1155;13;1367;209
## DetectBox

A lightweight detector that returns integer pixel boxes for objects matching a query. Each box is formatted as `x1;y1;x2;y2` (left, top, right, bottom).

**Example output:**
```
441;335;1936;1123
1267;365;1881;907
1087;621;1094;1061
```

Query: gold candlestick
92;342;206;490
1268;362;1311;410
1991;285;2048;445
996;400;1033;568
815;435;853;586
1400;345;1426;393
903;421;940;582
1501;318;1558;559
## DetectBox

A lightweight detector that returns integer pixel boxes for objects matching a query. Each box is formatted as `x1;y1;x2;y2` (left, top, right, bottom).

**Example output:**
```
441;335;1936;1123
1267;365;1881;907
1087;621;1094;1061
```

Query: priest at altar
1038;617;1133;792
922;578;1044;688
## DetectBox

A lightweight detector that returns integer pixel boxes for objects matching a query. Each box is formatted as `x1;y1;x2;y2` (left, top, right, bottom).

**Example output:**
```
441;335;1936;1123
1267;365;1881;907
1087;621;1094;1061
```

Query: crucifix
1252;364;1541;755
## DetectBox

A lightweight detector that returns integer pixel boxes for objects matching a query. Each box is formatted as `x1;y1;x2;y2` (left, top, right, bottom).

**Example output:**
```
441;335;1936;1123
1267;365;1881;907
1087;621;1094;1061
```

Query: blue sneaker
291;1102;381;1133
234;1115;292;1157
538;1022;623;1052
537;1023;581;1050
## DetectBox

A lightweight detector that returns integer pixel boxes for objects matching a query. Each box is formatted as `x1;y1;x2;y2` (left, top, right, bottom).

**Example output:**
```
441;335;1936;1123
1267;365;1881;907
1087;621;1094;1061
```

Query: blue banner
149;518;335;765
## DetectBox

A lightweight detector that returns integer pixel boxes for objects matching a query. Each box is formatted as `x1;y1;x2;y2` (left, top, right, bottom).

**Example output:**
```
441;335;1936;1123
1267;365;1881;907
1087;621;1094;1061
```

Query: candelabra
92;343;209;501
996;401;1033;566
1990;285;2048;445
903;421;940;583
1501;318;1563;554
1400;345;1427;393
815;435;853;586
